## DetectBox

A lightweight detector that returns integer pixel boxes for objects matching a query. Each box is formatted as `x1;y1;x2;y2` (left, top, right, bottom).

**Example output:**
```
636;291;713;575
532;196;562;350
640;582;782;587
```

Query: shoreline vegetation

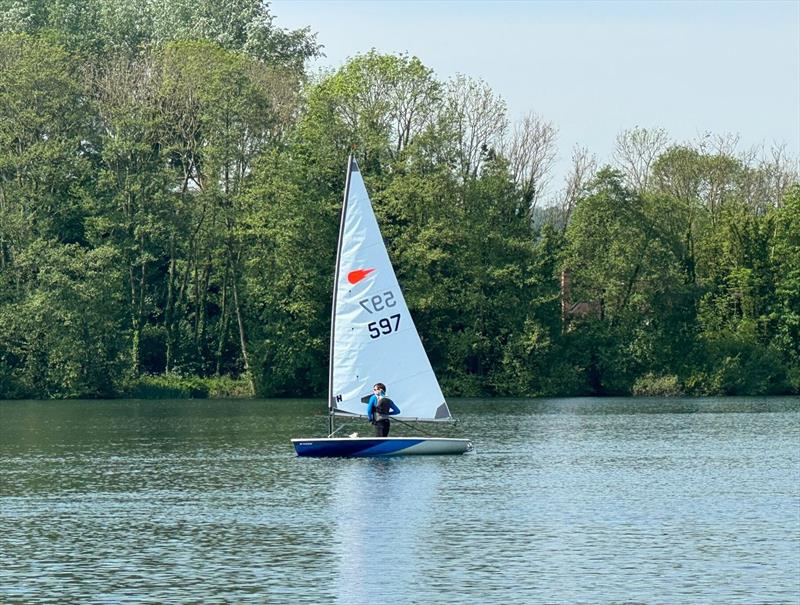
121;374;255;400
1;1;798;401
121;372;800;400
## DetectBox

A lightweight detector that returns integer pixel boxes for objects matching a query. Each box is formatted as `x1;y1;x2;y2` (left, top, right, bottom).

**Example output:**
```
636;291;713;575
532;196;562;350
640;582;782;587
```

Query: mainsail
329;157;453;422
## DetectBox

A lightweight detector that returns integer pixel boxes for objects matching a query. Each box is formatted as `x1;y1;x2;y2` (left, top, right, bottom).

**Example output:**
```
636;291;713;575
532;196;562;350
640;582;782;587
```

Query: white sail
329;158;452;422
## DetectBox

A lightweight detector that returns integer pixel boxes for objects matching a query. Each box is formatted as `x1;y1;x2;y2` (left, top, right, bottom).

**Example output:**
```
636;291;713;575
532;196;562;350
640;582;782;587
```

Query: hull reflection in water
291;436;473;457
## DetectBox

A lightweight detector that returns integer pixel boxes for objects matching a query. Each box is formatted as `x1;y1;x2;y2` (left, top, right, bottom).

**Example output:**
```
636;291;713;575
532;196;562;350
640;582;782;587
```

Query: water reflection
329;459;440;603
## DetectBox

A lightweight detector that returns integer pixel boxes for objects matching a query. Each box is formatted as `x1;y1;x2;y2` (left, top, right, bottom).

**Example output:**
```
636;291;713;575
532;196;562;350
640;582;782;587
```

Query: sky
269;0;800;193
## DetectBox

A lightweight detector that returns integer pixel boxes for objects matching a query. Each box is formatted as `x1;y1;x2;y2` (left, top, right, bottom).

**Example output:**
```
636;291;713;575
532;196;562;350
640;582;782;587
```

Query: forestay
329;158;453;422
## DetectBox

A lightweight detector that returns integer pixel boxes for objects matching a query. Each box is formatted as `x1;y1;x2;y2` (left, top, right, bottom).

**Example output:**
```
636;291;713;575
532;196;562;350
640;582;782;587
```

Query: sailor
367;382;400;437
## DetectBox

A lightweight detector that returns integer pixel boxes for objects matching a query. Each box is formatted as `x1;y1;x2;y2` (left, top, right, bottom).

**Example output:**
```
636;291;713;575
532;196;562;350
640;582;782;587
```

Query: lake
1;397;798;604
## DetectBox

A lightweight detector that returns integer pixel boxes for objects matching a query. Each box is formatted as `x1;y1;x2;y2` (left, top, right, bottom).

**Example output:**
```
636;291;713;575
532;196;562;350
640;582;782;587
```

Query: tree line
0;0;798;399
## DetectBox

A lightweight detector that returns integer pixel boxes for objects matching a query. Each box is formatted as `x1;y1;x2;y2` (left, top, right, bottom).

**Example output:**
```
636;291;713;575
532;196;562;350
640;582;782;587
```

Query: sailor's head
373;382;386;396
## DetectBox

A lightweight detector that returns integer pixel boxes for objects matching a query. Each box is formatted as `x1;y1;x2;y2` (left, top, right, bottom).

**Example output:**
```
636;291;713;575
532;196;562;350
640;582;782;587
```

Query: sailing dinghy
291;156;472;457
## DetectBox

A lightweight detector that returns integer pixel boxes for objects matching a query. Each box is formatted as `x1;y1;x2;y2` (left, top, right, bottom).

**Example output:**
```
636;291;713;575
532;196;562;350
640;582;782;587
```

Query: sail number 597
368;314;401;339
359;291;396;314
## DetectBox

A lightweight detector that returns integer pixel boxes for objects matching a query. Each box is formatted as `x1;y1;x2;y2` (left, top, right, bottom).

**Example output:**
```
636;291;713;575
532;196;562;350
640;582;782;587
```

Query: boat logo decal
347;268;375;284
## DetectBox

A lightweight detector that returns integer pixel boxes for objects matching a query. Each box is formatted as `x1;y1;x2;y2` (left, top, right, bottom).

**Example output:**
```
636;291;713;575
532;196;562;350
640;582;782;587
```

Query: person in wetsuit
366;382;400;437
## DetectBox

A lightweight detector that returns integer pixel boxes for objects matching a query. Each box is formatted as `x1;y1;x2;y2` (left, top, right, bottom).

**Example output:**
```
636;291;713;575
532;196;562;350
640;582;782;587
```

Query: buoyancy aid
375;396;394;420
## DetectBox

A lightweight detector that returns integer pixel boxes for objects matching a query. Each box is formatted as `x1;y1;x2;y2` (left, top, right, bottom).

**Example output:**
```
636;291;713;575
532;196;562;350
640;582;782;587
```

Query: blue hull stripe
293;438;424;457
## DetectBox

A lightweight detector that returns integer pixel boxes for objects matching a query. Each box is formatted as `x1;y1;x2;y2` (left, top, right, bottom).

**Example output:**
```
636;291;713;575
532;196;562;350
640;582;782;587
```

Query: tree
301;51;441;172
0;0;321;66
554;145;597;228
613;126;668;193
650;143;796;394
89;54;174;376
0;241;125;398
502;112;558;211
563;168;692;392
0;34;95;250
441;74;508;182
153;40;300;386
240;150;338;396
380;151;541;395
771;185;800;376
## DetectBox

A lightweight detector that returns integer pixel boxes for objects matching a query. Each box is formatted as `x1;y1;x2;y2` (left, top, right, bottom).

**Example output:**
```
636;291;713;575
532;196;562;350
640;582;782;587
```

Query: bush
123;373;210;399
787;364;800;395
538;361;593;397
632;373;683;396
0;357;24;399
206;375;253;398
689;333;791;396
121;373;253;399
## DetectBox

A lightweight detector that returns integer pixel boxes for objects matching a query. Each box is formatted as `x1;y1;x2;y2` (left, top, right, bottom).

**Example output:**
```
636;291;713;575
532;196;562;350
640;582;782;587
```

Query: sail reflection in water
329;459;440;601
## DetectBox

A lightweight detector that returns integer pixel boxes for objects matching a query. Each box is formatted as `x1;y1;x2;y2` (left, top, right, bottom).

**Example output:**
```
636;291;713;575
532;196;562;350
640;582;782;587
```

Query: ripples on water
1;397;798;604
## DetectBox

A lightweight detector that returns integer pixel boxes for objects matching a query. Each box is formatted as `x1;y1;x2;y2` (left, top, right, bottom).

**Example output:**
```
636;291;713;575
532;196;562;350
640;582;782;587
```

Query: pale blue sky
270;0;800;191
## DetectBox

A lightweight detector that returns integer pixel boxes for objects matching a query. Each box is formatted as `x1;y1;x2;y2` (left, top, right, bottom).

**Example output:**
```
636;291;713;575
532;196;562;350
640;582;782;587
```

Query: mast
328;154;355;436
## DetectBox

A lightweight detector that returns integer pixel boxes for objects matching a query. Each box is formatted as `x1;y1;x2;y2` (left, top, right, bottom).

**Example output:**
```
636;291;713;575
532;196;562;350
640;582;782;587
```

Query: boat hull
291;437;473;457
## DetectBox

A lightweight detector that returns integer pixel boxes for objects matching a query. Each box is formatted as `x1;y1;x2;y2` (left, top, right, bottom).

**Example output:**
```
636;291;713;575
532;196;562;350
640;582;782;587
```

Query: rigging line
390;416;435;437
328;423;352;437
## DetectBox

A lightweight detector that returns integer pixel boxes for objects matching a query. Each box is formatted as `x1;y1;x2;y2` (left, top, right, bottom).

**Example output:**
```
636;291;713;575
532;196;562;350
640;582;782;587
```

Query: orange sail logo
347;268;375;284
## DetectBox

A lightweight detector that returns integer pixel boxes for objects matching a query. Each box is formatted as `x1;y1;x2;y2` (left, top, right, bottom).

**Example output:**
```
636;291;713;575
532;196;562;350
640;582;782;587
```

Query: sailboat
291;156;473;457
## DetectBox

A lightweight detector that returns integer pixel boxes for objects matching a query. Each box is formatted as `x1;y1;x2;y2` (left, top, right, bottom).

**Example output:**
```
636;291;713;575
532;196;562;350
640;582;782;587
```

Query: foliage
632;374;683;397
0;242;125;398
122;373;255;399
771;185;800;365
0;0;320;66
0;25;797;400
241;149;338;396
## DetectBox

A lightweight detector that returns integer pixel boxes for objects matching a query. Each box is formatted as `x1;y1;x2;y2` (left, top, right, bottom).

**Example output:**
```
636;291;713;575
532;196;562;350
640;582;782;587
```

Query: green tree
771;185;800;388
0;0;320;66
379;150;543;396
563;168;692;392
153;40;301;386
0;34;94;250
241;150;338;396
89;55;173;376
650;145;795;394
0;241;125;398
301;50;441;172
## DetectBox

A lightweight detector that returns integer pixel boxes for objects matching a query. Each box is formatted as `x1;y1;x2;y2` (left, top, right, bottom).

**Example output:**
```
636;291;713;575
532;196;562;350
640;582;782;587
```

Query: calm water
1;397;798;604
